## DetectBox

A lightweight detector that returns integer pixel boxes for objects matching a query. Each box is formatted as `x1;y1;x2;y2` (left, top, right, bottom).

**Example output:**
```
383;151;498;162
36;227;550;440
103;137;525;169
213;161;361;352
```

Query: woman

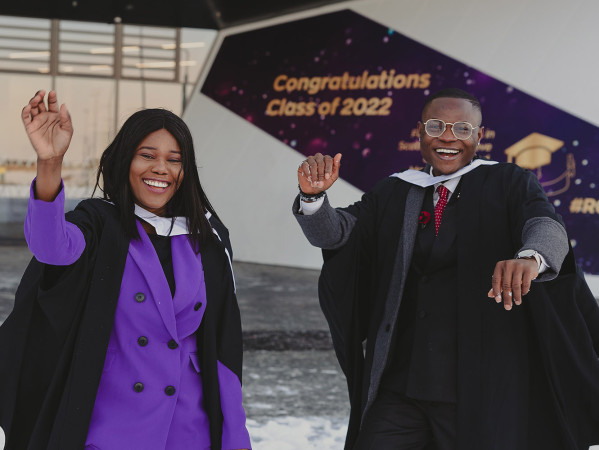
0;90;251;450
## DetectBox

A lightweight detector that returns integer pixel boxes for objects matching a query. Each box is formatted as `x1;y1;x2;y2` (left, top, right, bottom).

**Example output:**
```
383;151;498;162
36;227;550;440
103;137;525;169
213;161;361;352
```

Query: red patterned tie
434;184;450;236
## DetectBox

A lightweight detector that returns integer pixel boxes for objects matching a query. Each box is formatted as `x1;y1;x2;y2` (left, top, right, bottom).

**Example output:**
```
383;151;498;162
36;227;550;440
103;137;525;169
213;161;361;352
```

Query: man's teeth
144;179;169;188
436;149;459;154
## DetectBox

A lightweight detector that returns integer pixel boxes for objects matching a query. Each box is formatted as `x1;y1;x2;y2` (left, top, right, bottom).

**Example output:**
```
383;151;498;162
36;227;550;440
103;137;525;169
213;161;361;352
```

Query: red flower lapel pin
419;210;431;229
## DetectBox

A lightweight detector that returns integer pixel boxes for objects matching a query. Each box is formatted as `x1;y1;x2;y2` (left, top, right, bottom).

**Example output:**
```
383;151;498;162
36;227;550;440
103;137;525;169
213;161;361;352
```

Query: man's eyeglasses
423;119;479;140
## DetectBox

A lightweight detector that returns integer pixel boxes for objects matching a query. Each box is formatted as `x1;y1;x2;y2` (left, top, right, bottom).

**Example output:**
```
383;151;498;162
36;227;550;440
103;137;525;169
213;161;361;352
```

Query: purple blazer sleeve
24;179;86;266
217;360;252;449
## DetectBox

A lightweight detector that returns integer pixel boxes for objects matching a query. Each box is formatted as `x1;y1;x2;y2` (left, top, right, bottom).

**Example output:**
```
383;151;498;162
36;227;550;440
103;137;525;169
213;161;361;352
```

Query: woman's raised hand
297;152;342;195
21;90;73;162
22;90;73;201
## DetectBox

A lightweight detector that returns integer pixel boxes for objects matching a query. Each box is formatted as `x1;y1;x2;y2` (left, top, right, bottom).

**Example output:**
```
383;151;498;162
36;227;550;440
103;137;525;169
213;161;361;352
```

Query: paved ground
0;242;350;448
0;243;32;321
233;261;350;424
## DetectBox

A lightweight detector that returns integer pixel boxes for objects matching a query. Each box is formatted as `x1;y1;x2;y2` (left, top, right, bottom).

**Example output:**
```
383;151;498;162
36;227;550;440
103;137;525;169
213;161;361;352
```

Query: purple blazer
25;183;251;450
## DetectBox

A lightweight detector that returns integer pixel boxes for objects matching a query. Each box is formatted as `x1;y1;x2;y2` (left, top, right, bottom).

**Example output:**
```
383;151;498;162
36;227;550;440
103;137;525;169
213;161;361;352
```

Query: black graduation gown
0;198;243;450
318;163;599;449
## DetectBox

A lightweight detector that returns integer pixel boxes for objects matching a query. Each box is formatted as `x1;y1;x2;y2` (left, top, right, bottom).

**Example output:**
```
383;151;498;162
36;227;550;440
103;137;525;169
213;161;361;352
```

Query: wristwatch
517;249;541;268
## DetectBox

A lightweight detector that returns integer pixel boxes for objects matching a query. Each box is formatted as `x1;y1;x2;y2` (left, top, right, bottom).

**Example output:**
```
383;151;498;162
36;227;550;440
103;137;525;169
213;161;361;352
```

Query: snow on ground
247;416;347;449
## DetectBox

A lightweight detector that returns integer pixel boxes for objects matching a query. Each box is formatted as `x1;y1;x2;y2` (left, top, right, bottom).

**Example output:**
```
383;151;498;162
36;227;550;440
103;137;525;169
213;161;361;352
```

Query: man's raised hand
297;152;342;195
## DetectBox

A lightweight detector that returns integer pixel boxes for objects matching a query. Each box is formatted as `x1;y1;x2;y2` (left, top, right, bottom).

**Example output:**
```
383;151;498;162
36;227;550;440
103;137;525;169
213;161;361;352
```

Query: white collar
134;204;190;236
133;206;236;291
391;158;497;187
434;172;461;194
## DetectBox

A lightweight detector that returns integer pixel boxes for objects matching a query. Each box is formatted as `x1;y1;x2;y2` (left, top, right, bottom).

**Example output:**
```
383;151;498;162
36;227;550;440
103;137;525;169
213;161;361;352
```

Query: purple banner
201;9;599;274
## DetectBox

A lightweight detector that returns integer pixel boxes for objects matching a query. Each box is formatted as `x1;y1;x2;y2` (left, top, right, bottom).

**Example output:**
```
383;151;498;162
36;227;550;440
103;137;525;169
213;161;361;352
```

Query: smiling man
418;94;482;176
292;88;599;450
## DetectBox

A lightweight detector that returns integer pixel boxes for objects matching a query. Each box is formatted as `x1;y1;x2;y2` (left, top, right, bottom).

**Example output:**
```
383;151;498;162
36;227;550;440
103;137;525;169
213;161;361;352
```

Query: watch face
518;249;536;258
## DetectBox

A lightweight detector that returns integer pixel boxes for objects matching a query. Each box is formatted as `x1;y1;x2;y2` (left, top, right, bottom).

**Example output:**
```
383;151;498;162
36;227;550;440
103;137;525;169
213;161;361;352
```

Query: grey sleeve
518;216;569;281
292;194;358;249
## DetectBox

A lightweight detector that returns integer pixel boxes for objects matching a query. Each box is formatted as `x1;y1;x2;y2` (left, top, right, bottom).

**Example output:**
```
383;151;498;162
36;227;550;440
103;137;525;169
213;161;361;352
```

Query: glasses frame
423;119;480;140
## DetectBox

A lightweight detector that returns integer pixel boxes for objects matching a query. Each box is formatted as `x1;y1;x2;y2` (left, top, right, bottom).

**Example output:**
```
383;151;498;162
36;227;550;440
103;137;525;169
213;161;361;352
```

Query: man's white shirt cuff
299;197;325;215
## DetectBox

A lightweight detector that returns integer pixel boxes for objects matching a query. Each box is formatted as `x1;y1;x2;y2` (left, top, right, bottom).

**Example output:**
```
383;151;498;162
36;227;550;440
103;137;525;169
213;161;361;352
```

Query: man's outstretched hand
488;258;539;310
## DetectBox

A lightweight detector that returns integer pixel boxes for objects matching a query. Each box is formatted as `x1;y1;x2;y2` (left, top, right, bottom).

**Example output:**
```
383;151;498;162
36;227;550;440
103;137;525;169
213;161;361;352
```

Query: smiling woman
128;129;184;218
0;90;251;450
93;106;215;249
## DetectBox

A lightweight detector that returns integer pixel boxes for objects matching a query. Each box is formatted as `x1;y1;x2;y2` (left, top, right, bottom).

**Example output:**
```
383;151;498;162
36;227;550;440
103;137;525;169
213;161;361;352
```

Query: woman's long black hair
93;108;218;252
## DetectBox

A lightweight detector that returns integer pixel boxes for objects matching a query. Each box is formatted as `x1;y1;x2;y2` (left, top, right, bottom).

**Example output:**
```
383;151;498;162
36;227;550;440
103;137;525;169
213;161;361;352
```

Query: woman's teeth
144;179;169;188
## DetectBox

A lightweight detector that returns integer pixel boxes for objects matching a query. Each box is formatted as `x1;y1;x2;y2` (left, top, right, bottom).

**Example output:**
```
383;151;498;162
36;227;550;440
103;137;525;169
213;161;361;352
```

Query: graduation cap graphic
504;132;575;196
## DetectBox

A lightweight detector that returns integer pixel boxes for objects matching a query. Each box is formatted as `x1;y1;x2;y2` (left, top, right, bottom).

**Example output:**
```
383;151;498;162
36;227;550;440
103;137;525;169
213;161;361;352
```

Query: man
293;88;599;450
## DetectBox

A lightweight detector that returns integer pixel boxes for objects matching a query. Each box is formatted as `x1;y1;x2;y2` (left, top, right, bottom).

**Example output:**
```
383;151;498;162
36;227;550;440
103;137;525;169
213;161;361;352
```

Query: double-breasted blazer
0;185;249;450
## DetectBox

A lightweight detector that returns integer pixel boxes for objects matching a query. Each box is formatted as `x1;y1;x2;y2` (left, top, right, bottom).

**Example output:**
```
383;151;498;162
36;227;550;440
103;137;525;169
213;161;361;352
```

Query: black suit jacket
383;185;460;403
